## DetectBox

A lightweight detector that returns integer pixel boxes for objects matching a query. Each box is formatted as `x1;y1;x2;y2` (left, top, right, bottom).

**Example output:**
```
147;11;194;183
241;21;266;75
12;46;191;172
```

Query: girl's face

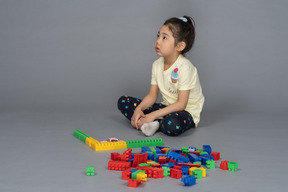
155;25;178;58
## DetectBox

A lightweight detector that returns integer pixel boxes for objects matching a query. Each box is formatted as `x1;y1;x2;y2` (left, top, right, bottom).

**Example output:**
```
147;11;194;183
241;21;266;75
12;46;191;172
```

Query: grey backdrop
1;0;287;115
1;1;288;192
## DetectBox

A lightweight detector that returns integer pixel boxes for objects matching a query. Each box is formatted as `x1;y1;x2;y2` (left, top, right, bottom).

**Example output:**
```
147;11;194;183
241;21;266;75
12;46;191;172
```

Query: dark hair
163;16;196;55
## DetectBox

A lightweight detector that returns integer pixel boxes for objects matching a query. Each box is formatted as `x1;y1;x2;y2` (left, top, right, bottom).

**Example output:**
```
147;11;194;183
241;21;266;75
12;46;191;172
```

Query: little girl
117;16;204;136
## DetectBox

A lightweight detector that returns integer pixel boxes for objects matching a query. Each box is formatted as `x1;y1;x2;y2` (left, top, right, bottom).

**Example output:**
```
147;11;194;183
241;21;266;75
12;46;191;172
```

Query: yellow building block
147;160;157;167
85;137;100;147
198;167;206;177
189;167;198;175
189;167;206;177
136;172;147;182
94;141;127;151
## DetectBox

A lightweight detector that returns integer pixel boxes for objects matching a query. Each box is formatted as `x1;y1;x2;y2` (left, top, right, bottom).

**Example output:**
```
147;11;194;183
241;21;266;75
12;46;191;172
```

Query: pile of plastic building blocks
107;145;238;187
73;130;238;187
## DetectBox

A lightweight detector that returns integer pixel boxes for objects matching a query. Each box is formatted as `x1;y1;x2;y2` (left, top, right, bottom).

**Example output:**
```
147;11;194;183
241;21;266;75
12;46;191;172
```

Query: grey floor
0;109;287;192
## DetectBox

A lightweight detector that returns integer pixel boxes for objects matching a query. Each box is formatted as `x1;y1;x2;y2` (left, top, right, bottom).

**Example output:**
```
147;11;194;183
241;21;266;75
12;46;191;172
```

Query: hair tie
178;17;188;22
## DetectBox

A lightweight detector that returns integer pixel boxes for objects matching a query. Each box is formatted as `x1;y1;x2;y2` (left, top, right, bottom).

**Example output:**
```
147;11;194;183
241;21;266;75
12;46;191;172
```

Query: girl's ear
176;41;186;52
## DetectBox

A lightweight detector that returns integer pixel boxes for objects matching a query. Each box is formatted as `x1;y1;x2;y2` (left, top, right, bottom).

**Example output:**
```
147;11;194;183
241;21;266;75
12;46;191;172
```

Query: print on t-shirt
171;68;179;83
168;68;179;95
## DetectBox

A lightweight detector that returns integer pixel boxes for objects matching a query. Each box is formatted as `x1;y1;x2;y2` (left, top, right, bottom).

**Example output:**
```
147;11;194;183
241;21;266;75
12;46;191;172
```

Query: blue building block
170;149;183;154
141;146;152;153
200;156;209;165
200;154;214;165
203;145;212;154
188;153;201;163
155;147;162;154
167;150;189;163
147;153;154;161
128;159;134;164
131;169;139;174
181;166;190;175
201;154;214;160
181;175;196;186
178;160;186;164
161;162;175;168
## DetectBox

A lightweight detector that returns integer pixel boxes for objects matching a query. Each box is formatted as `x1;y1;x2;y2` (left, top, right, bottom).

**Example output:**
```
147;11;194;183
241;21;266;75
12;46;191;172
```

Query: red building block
189;151;202;156
220;161;229;170
148;168;164;178
122;168;133;180
136;167;164;178
173;165;182;170
178;163;201;168
111;152;120;161
168;159;178;164
128;179;142;188
211;152;220;161
180;153;187;157
120;148;132;162
170;168;183;179
108;161;131;171
161;148;170;154
151;164;161;168
132;153;148;167
158;156;168;164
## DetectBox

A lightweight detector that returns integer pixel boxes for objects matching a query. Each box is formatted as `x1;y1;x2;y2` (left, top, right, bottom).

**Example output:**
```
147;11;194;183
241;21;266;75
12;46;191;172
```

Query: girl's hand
131;108;146;130
137;113;155;130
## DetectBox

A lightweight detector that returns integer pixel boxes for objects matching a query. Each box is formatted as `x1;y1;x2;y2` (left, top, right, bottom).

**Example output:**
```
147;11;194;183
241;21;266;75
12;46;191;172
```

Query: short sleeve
178;66;197;90
151;62;158;85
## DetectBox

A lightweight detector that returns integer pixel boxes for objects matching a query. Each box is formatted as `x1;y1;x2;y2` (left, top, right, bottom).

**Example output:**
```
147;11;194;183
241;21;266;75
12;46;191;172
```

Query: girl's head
155;16;195;57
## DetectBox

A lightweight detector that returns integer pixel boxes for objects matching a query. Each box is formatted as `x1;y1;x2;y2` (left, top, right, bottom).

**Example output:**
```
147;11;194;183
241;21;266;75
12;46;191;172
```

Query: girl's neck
164;52;180;66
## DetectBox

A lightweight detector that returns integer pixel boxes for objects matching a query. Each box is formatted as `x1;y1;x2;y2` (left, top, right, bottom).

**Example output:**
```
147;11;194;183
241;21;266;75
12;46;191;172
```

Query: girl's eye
163;36;167;40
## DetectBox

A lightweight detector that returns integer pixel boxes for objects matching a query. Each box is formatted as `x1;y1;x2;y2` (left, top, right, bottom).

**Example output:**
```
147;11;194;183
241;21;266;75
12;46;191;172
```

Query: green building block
192;169;203;179
206;160;215;169
181;147;189;156
196;149;203;152
228;162;238;172
86;166;95;176
162;167;170;176
138;163;148;167
149;162;158;167
74;130;91;143
181;147;189;151
182;150;189;156
200;152;209;156
150;147;157;155
131;170;145;179
126;138;163;148
194;161;201;165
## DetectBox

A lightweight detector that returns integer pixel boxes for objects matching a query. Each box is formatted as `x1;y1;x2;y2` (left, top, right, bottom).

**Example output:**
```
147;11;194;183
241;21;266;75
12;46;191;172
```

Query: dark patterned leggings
117;96;195;136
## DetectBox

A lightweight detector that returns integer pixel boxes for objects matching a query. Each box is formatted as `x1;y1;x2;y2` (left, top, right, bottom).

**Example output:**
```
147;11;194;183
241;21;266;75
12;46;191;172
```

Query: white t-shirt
151;54;205;127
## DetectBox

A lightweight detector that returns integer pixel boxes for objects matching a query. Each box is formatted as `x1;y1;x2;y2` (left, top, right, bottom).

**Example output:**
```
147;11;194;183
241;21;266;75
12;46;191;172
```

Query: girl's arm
150;90;190;119
135;84;159;111
132;84;159;129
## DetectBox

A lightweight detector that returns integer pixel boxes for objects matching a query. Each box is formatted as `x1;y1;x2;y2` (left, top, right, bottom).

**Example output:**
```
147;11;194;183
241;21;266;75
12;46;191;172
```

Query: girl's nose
156;38;160;45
